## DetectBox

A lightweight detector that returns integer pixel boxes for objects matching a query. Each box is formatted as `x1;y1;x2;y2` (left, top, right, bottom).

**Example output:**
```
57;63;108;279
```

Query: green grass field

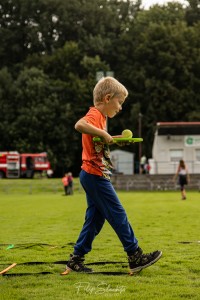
0;179;199;300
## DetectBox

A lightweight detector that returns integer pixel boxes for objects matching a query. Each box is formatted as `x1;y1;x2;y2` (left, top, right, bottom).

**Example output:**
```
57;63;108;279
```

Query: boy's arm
75;118;113;144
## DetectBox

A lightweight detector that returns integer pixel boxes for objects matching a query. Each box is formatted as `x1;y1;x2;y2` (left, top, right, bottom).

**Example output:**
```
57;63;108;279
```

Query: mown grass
0;179;199;300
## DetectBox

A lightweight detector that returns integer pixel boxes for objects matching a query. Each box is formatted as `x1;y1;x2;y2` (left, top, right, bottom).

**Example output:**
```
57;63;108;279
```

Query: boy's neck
94;103;107;117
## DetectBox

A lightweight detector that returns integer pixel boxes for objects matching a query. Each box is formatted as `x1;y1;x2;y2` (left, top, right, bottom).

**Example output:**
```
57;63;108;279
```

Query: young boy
65;77;162;274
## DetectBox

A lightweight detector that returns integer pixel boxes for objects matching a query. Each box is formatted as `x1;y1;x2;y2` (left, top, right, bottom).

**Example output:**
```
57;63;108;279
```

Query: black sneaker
128;247;162;274
66;254;93;273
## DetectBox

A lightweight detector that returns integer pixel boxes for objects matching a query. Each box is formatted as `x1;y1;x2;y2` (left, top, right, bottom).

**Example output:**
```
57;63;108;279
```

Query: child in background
173;159;190;200
62;174;69;195
65;77;162;274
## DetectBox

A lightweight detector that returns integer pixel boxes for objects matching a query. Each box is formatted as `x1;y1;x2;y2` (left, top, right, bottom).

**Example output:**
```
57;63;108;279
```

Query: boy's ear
104;94;111;103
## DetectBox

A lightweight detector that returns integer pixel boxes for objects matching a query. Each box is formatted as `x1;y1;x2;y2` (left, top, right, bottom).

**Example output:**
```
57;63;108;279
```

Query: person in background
67;172;74;195
173;159;190;200
62;173;69;195
140;155;147;174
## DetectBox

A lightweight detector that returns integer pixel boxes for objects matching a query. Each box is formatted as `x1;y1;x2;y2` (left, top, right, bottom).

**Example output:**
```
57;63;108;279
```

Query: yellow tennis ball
122;129;133;138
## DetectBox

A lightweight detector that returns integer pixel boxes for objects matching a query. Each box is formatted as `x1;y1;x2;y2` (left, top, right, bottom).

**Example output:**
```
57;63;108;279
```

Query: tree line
0;0;200;176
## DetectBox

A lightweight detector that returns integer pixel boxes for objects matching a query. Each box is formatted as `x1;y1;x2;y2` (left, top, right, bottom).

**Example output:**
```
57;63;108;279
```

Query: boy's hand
101;132;114;144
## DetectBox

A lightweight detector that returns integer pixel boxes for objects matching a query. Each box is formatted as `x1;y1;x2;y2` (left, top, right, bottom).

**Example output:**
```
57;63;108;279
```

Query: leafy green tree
15;67;82;173
0;0;140;69
185;0;200;25
0;68;17;149
116;4;200;156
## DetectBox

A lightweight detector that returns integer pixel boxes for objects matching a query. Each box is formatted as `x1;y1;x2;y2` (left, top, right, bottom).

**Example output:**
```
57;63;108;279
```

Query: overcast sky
142;0;188;9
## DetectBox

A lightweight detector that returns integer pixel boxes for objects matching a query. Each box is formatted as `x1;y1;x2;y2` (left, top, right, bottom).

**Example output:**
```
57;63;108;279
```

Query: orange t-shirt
81;107;113;179
62;176;68;186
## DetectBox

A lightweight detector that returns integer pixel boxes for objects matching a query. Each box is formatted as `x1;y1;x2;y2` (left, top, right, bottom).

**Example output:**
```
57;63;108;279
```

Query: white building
110;149;134;175
150;122;200;174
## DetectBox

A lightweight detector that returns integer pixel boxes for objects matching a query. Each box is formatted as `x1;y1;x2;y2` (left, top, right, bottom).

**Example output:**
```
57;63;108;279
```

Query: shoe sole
129;251;162;275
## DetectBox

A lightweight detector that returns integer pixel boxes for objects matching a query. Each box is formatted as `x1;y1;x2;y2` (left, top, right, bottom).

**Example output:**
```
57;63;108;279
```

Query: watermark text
74;281;126;295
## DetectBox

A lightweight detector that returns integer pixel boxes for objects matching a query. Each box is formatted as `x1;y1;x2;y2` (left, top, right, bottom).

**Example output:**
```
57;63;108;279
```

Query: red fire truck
0;152;52;179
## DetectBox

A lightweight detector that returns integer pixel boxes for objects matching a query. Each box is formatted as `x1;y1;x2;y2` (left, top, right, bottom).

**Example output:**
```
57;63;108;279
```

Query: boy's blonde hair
93;76;128;104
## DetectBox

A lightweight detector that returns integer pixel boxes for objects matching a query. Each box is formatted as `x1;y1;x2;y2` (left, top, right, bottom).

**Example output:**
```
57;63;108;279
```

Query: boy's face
104;94;126;118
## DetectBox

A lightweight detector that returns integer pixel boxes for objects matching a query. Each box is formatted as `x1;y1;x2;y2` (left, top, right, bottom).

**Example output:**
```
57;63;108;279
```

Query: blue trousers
73;170;138;256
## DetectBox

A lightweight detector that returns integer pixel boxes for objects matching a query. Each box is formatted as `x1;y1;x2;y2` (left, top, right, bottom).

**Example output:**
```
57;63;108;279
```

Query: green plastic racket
93;137;143;143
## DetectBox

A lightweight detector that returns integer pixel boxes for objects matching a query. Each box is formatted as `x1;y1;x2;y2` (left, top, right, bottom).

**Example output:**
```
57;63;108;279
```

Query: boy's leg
66;193;105;273
73;202;105;256
79;170;138;254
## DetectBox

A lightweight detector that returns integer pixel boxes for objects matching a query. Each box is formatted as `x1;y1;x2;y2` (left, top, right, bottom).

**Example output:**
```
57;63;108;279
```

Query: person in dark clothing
173;159;190;200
